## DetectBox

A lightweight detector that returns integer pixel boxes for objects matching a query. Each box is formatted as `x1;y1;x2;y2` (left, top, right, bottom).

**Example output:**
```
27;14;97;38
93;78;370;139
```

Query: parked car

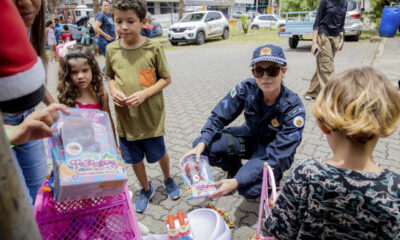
250;14;286;29
344;0;362;41
168;11;229;45
232;11;250;19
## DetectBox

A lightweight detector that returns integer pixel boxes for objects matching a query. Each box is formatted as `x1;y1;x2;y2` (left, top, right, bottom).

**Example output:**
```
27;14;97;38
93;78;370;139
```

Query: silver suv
344;0;362;41
168;11;229;45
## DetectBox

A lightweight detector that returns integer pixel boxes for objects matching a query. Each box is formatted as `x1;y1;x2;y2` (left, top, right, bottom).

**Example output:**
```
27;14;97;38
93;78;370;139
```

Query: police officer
182;44;305;199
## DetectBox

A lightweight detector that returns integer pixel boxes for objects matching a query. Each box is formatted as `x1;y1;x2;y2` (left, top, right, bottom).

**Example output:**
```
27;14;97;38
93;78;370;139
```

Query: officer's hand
180;142;206;164
208;178;238;198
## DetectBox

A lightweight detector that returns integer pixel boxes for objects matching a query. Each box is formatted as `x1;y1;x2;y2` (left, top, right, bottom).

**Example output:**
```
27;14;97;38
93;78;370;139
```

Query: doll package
181;155;216;200
49;108;127;202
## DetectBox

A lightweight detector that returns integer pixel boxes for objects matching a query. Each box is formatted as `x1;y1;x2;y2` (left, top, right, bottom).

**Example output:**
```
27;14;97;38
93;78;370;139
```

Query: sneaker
303;95;314;100
162;178;181;200
135;182;155;213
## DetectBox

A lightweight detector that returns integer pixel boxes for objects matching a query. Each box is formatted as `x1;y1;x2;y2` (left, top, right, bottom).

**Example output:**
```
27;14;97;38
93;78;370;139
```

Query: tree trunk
0;115;41;240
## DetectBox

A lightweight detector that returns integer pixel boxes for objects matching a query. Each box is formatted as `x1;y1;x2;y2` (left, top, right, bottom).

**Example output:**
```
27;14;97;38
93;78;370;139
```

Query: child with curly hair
57;45;117;142
265;67;400;239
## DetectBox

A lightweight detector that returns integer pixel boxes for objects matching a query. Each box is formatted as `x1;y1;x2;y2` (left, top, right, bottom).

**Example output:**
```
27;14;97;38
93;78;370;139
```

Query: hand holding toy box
49;108;127;202
181;155;216;200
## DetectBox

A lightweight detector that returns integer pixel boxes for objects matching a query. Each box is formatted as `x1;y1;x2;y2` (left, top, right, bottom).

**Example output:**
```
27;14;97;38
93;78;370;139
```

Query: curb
371;37;386;66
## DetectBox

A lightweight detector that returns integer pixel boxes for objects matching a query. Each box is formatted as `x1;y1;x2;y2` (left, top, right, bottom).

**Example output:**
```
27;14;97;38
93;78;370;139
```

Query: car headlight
187;26;195;30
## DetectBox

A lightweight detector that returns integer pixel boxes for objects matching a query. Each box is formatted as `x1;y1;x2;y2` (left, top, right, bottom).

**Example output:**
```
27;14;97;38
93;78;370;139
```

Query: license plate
173;33;183;39
279;32;293;37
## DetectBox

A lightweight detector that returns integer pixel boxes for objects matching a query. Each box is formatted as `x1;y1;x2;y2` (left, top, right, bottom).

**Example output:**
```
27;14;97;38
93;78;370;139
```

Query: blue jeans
3;108;48;205
97;37;112;56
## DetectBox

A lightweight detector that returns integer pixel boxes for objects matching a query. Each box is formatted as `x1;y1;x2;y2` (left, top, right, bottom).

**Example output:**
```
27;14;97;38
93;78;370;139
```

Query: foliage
365;0;400;29
281;0;320;12
240;15;249;34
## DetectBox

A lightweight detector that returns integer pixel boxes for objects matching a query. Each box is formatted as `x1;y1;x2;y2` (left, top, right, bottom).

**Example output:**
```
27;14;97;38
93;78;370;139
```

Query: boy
105;0;181;213
61;25;73;42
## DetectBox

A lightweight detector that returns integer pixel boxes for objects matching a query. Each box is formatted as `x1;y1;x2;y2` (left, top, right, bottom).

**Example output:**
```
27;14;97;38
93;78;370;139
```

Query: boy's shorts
119;136;166;164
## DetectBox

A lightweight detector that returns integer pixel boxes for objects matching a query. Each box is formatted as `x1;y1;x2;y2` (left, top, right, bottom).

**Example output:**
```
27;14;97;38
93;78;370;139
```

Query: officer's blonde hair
311;67;400;143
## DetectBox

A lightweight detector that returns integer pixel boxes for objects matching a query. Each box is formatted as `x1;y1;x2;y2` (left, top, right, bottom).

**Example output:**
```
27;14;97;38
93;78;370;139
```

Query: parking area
43;37;399;238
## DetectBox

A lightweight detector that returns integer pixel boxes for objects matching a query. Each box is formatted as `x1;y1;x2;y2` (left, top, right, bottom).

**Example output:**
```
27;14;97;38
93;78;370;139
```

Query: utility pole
256;0;258;12
179;0;183;20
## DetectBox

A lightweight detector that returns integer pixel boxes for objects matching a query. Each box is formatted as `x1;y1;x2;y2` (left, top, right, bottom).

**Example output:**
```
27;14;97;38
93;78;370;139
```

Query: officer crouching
181;44;306;199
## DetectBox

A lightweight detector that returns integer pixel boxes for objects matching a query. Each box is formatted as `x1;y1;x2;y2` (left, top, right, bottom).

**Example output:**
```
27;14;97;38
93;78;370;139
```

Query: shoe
135;182;155;213
303;95;314;100
163;177;181;200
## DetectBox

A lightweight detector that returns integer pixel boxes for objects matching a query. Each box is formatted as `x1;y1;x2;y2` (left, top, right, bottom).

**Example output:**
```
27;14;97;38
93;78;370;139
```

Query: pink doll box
49;108;127;202
181;155;216;200
33;180;141;240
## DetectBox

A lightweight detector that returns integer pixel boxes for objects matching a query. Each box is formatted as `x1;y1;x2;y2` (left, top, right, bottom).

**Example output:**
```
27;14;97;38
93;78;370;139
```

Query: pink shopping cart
249;163;280;240
33;180;141;240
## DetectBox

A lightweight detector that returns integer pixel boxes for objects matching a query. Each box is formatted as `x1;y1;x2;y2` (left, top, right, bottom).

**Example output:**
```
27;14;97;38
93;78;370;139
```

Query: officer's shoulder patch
230;88;237;98
288;107;305;118
293;116;305;128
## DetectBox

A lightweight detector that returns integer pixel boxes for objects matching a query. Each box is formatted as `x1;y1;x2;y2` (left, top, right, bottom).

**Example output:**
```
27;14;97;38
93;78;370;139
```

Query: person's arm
337;2;347;51
235;104;306;189
93;20;111;41
105;46;126;107
45;27;49;42
124;76;170;107
42;88;55;105
4;103;69;145
311;0;325;54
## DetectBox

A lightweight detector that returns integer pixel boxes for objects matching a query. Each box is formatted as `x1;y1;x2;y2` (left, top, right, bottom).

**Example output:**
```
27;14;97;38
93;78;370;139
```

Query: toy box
49;108;127;202
165;211;193;240
181;155;216;200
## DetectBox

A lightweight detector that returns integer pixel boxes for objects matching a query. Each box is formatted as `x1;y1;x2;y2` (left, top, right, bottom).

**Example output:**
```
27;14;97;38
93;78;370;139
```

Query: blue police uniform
193;79;305;198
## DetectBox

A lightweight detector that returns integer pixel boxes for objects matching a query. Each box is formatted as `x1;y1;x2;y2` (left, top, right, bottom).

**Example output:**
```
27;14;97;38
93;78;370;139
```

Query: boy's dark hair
113;0;147;21
63;25;69;31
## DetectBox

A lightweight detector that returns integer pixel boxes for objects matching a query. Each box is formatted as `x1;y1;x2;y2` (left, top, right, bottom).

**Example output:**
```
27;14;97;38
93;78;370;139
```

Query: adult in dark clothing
182;44;305;199
304;0;347;100
93;0;115;56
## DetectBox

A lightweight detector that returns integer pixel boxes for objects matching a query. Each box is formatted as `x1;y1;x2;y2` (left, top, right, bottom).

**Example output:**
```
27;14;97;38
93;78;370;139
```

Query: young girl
265;67;400;239
57;45;118;143
45;20;57;62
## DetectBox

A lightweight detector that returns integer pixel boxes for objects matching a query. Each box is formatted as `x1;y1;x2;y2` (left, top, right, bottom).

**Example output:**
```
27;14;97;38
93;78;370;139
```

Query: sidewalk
372;36;400;86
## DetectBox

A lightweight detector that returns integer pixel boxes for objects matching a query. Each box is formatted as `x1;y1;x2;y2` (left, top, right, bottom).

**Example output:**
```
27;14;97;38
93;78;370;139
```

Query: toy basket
33;181;141;240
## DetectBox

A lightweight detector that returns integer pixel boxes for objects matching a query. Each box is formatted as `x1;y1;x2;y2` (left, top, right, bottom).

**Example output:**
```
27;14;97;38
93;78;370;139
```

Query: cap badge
260;47;272;56
271;118;279;127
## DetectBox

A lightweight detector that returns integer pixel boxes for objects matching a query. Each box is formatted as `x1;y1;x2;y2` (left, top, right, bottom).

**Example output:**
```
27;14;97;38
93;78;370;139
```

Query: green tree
365;0;400;28
281;0;320;12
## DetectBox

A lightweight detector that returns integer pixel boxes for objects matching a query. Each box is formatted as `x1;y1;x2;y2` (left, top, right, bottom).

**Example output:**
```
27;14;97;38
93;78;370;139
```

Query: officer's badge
260;47;272;56
271;118;279;127
293;116;304;128
230;88;237;98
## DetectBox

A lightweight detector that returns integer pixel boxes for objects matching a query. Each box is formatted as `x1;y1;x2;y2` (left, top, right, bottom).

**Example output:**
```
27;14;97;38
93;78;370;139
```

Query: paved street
43;36;400;239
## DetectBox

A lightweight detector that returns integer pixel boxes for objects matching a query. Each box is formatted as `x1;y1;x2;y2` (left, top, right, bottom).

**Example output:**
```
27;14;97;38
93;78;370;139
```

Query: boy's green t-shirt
105;39;170;141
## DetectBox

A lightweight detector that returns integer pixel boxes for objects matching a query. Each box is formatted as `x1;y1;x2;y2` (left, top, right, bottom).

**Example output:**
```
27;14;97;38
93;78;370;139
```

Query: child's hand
125;90;149;107
109;87;126;107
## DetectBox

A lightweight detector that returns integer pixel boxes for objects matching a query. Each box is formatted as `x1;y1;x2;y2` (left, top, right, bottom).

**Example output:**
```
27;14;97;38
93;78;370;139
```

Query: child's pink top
75;101;102;110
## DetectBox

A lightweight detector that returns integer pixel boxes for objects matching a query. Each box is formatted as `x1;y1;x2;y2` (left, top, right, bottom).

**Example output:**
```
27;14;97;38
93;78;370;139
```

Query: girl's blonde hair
311;67;400;143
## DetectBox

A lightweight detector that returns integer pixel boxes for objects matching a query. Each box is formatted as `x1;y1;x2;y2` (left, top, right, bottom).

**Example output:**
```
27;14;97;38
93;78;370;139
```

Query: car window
208;12;221;20
259;16;267;20
347;0;357;11
266;16;274;21
181;13;205;22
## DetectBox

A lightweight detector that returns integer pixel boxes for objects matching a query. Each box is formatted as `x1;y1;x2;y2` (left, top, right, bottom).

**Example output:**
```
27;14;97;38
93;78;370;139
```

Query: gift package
181;155;216;200
49;108;127;202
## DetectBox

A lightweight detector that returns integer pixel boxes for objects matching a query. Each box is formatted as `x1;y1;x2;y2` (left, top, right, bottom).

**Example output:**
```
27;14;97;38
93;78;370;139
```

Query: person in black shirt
304;0;347;100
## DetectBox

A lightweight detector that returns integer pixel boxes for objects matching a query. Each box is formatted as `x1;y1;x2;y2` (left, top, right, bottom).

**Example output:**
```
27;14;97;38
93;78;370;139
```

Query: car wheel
196;31;205;45
352;32;360;41
170;41;178;46
222;28;229;39
289;37;299;49
251;25;260;29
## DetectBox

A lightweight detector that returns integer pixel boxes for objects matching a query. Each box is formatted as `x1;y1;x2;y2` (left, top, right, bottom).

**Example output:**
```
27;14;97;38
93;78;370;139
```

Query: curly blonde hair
311;67;400;143
57;45;104;109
